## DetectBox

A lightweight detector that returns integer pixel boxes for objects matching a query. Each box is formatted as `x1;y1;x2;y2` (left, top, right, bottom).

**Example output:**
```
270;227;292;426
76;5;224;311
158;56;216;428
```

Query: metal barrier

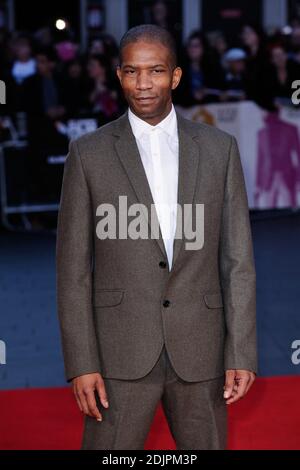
0;140;60;231
0;114;99;231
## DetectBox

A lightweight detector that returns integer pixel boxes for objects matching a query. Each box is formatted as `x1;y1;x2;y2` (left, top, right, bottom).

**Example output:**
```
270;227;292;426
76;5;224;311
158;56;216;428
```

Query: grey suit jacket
56;107;257;383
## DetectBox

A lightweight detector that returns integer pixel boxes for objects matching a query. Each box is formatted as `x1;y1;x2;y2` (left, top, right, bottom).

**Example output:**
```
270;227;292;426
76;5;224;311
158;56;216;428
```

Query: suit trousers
81;344;228;450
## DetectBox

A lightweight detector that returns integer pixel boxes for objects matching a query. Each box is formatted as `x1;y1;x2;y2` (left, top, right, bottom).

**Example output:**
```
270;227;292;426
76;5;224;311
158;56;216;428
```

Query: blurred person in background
22;47;67;203
150;0;170;30
60;58;89;117
173;30;224;106
5;35;36;112
264;42;300;109
240;23;268;107
54;25;79;65
55;39;78;63
11;35;36;85
22;47;65;120
207;30;228;63
220;48;247;102
149;0;182;49
86;53;120;120
90;38;106;55
89;33;120;71
34;26;53;48
241;24;263;59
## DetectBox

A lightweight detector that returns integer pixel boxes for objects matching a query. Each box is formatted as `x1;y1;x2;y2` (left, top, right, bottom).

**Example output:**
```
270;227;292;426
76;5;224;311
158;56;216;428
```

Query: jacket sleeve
219;135;258;374
56;139;101;382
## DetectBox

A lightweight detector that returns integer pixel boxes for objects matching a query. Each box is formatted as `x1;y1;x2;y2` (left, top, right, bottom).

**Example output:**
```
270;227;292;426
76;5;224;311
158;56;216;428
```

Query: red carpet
0;376;299;450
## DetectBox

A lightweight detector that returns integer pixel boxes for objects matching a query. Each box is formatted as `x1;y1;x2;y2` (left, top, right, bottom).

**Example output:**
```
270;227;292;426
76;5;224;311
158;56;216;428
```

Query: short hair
119;24;177;69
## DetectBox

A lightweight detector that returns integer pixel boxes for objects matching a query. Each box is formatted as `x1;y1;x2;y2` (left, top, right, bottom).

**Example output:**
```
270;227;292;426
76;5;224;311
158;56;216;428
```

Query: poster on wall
176;101;300;210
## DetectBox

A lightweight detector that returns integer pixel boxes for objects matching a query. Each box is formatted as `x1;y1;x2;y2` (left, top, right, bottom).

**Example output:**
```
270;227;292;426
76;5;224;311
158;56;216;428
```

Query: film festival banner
175;101;300;210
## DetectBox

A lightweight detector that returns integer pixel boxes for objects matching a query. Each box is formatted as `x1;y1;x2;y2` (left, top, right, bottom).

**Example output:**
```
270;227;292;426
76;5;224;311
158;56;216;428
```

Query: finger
73;390;83;412
227;373;254;404
96;380;109;409
78;390;93;417
224;370;235;399
226;389;240;404
85;390;102;421
238;375;251;396
230;376;250;403
245;374;256;394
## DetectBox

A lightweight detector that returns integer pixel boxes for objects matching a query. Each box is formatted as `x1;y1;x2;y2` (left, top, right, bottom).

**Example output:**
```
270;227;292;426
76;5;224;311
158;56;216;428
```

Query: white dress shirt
128;103;179;270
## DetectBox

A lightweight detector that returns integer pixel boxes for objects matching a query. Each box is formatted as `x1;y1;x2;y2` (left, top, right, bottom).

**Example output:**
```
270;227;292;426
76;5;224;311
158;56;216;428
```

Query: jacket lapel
112;108;200;270
172;111;200;270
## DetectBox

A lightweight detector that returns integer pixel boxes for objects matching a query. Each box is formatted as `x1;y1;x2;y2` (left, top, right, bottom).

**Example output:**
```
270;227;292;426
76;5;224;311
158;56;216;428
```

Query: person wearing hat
221;48;248;101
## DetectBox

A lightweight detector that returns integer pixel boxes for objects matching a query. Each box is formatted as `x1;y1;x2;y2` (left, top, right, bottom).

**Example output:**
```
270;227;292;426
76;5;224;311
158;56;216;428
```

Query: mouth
135;97;157;103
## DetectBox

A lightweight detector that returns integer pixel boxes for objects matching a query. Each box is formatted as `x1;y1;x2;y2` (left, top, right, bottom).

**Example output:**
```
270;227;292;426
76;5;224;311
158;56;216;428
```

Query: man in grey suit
56;24;257;450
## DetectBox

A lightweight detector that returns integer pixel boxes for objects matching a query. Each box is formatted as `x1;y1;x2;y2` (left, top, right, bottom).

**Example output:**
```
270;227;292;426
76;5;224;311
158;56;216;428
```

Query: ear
171;67;182;90
116;66;122;83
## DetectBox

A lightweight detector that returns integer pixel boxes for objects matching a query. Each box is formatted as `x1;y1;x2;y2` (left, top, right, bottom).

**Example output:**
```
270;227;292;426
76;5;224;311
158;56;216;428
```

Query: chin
134;105;160;117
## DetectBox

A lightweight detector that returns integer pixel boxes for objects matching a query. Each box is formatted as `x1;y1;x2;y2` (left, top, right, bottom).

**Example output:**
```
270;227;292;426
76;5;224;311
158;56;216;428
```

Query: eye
125;70;135;74
153;69;164;73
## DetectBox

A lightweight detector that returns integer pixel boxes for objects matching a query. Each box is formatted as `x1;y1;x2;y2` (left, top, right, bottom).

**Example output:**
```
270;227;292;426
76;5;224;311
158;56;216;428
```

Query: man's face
116;40;182;123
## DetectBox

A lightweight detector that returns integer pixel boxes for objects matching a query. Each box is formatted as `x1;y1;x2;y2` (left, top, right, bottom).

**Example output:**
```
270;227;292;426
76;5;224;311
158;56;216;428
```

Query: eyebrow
122;64;167;69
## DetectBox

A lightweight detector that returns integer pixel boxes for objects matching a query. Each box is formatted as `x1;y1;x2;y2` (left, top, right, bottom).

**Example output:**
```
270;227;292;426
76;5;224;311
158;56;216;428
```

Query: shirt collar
128;103;177;140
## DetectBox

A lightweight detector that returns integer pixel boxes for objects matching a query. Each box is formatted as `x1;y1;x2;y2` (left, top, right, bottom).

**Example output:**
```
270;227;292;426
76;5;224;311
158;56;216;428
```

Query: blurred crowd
1;18;300;123
175;21;300;110
2;10;300;223
0;29;125;122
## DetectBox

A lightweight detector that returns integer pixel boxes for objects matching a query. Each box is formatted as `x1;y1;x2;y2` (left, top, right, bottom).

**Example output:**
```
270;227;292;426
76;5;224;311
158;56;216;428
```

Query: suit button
163;299;170;308
159;261;167;269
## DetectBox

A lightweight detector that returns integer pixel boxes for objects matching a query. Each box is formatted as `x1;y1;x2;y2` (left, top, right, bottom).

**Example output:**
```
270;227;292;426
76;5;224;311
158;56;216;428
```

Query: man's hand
72;372;109;421
223;369;256;404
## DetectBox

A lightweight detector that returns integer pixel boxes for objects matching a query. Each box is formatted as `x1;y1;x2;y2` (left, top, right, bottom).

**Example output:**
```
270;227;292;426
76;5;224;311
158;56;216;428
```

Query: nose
136;70;153;90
